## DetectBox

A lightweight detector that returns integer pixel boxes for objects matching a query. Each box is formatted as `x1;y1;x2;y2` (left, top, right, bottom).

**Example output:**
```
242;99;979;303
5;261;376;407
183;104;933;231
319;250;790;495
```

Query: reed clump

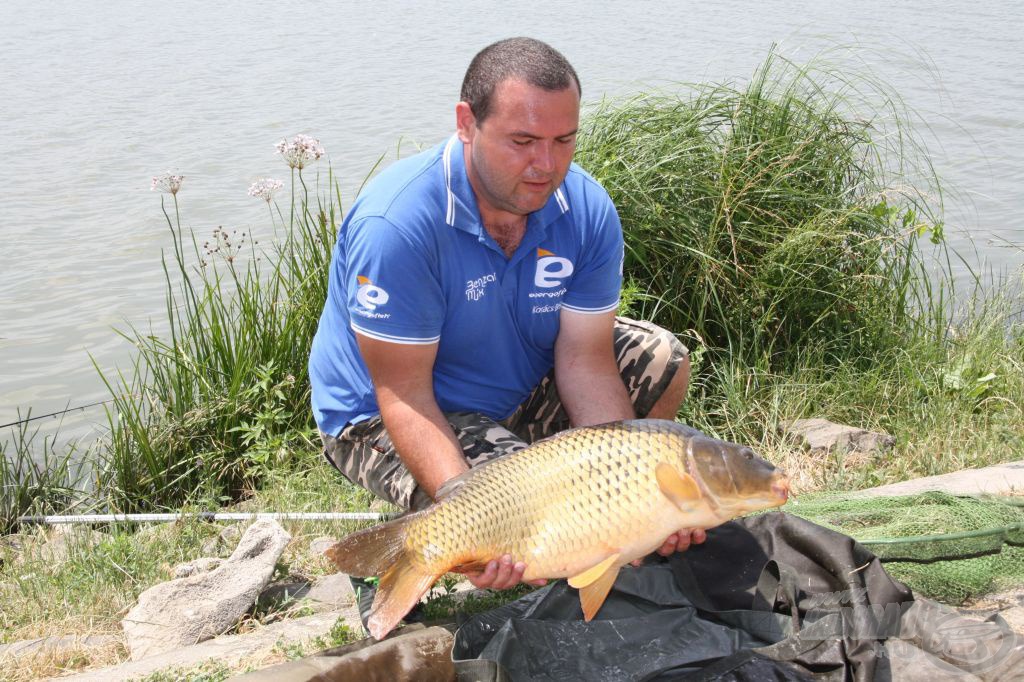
95;167;340;513
575;53;948;369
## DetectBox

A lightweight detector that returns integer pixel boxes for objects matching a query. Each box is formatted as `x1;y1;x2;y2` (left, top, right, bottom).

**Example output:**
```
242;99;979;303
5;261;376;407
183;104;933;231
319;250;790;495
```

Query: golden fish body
328;419;789;640
414;422;722;580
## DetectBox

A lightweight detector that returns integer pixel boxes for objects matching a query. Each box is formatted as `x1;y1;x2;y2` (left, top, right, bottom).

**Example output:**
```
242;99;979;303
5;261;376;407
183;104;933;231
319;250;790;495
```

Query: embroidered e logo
534;248;574;288
355;275;389;310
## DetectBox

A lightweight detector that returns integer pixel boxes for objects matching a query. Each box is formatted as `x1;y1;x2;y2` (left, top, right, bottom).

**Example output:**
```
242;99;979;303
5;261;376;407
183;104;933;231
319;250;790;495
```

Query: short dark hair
461;37;581;123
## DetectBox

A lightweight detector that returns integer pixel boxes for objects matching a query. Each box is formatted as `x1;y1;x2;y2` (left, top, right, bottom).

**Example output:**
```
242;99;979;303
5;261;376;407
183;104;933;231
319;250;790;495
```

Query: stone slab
54;607;361;681
849;461;1024;498
782;418;895;455
0;634;119;659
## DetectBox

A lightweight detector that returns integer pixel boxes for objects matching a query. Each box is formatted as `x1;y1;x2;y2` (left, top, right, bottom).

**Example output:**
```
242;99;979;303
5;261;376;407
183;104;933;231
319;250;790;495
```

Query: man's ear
455;102;476;144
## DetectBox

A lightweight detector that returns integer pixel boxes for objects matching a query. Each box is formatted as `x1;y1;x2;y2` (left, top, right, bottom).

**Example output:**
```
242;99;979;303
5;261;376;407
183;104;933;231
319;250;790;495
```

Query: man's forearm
555;357;635;427
555;310;634;427
378;397;468;500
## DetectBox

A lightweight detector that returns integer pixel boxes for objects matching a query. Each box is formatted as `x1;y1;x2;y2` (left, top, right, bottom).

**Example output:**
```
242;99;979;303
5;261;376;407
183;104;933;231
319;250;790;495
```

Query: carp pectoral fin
568;552;621;589
571;556;622;622
656;462;702;509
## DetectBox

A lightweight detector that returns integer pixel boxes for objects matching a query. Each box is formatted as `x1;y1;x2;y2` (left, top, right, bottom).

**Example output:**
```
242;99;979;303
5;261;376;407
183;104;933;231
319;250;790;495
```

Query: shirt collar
442;134;570;234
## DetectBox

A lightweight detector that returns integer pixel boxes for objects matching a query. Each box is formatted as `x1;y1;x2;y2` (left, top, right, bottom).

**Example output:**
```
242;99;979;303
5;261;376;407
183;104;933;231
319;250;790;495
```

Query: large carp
327;419;789;639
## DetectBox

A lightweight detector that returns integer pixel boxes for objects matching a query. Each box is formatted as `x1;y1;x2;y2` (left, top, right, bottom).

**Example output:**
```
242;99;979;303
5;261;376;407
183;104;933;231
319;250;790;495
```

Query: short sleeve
343;215;444;344
561;181;624;314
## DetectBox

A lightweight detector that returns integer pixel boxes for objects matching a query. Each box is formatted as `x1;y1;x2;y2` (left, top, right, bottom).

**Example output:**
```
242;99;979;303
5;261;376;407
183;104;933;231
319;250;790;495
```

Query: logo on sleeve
534;248;574;288
355;275;390;314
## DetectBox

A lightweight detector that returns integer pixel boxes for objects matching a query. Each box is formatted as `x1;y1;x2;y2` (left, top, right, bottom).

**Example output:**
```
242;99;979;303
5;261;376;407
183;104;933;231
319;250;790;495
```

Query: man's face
457;78;580;218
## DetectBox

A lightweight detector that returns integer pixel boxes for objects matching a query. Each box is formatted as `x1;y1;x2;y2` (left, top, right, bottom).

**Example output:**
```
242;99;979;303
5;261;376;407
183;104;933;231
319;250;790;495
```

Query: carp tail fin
325;511;424;577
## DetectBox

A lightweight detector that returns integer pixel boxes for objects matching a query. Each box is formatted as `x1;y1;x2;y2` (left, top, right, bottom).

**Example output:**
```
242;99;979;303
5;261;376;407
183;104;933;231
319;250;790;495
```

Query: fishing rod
1;399;115;430
17;511;399;525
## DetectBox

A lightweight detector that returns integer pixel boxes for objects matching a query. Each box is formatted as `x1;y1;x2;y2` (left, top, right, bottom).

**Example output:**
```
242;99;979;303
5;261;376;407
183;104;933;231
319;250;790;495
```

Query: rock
0;633;121;659
59;608;361;681
782;418;895;456
230;624;455;682
34;526;106;563
957;589;1024;636
256;579;312;611
122;519;291;661
307;573;357;608
134;522;176;539
172;557;224;579
309;536;338;557
851;460;1024;498
201;523;243;557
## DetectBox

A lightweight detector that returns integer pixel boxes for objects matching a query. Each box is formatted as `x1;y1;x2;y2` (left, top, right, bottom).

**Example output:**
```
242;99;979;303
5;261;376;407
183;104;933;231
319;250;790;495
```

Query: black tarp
452;512;1023;681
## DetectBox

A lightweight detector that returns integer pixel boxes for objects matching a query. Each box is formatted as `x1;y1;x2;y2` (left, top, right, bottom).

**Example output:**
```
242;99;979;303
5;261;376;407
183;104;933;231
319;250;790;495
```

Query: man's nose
531;141;555;174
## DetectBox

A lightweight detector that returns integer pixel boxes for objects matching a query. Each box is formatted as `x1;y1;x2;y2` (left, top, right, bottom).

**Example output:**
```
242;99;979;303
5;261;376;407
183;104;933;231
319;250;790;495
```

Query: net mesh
785;491;1024;604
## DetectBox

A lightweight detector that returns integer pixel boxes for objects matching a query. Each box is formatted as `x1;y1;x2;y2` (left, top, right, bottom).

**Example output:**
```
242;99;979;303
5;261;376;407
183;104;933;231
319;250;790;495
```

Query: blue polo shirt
309;135;623;436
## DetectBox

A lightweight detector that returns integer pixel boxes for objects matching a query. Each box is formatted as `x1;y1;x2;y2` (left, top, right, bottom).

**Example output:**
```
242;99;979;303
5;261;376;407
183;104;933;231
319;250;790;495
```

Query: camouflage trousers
320;316;688;511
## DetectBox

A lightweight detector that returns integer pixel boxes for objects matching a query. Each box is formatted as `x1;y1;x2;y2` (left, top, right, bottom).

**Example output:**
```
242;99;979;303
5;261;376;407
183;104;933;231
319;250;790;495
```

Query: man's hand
630;528;707;566
467;554;548;590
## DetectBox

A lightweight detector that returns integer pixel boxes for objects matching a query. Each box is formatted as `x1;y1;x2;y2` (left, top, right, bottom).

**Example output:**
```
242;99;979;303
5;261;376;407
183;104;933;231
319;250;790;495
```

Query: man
309;37;701;597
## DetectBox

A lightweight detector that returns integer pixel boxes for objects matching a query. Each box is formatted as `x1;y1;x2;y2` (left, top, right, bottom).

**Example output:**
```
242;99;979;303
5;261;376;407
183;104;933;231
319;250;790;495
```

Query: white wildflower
150;172;185;195
247;178;284;202
275;134;325;169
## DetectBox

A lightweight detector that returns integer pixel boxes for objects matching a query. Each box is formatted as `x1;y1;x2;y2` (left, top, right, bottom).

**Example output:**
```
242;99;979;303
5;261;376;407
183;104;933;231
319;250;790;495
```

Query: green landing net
786;491;1024;604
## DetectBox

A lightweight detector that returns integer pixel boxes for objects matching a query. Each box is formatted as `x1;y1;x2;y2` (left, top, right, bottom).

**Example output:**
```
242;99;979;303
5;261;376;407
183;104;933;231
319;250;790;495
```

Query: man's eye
557;136;576;145
512;139;532;146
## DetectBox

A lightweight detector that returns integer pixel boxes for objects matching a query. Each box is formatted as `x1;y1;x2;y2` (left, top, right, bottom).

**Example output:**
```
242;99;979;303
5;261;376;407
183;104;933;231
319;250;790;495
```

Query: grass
0;453;368;680
1;50;1023;676
0;418;92;534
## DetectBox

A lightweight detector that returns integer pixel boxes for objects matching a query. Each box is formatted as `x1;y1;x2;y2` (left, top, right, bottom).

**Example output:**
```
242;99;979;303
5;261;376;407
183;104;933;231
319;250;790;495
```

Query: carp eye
739;447;755;461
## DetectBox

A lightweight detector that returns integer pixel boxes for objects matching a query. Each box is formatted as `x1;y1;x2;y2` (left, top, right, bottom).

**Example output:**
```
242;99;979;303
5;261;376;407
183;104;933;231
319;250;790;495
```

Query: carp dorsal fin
569;553;622;621
656;462;702;509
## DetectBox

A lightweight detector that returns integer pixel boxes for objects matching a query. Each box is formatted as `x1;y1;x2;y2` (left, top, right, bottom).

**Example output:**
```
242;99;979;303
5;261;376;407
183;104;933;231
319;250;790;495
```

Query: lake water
1;0;1022;445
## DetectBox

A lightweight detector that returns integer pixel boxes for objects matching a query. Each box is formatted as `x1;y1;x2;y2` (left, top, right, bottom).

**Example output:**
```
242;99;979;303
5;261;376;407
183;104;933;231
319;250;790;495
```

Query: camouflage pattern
320;316;688;511
322;412;529;511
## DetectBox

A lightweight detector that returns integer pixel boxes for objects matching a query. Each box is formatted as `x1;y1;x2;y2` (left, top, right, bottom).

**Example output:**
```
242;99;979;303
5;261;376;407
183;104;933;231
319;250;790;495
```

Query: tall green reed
97;154;338;512
577;51;952;370
0;417;88;533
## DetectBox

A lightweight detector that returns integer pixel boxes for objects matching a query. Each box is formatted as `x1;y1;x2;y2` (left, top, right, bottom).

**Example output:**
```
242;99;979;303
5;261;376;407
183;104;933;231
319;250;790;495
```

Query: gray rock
307;572;356;608
782;418;895;455
0;634;120;659
172;557;224;579
308;536;338;557
851;460;1024;498
34;526;106;563
201;523;243;557
958;589;1024;636
59;608;361;681
121;519;291;661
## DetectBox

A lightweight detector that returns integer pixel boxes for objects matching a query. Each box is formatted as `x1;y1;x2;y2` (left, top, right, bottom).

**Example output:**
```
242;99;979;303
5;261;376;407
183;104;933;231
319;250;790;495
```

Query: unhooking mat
452;512;1023;681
